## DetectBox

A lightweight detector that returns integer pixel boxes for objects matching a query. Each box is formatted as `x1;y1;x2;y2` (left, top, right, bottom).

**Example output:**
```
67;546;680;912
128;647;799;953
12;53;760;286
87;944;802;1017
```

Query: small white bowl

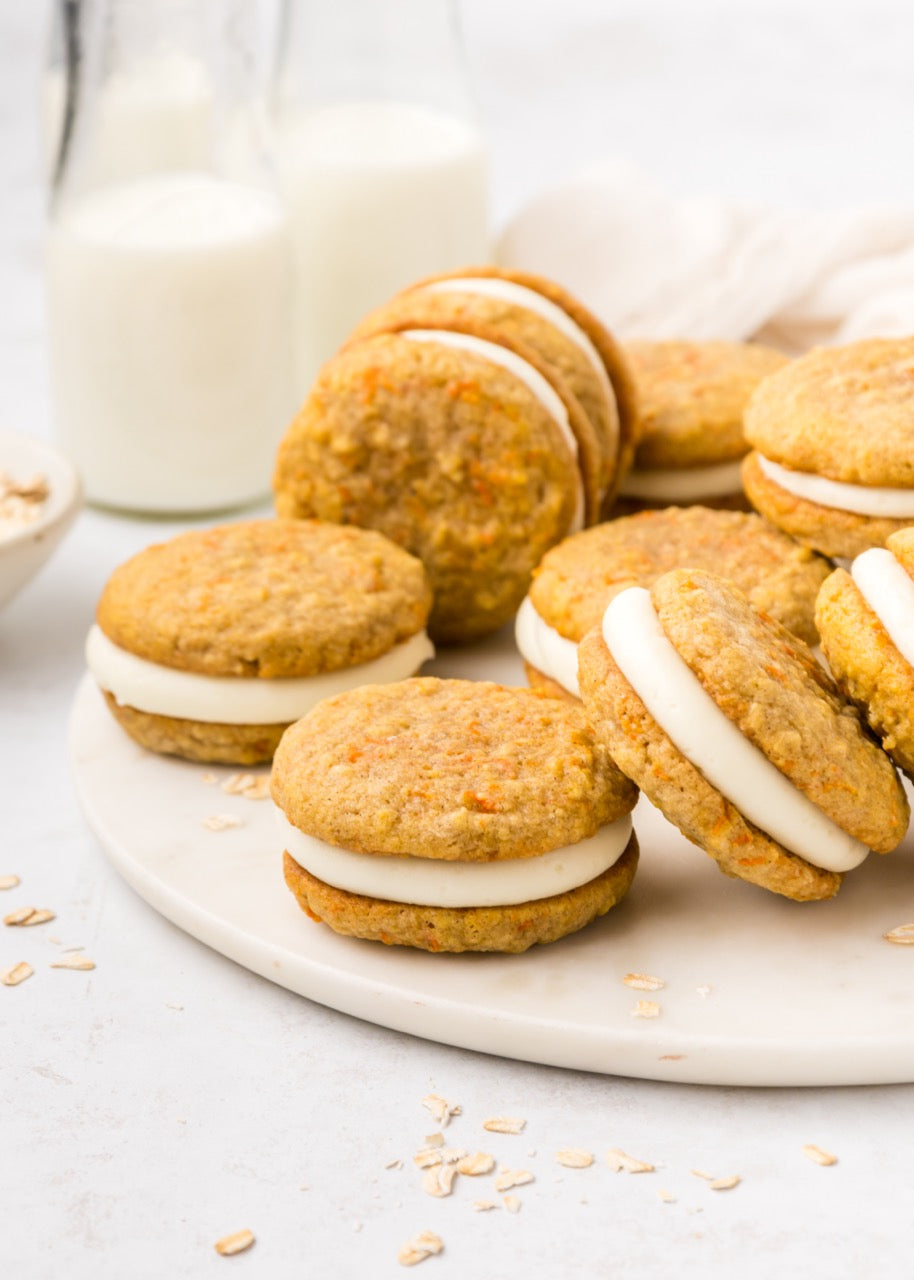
0;429;82;612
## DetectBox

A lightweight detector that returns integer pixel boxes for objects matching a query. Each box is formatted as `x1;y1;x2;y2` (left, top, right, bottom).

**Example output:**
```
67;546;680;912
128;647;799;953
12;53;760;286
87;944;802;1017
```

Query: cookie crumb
483;1116;526;1135
802;1144;838;1167
398;1230;444;1266
883;923;914;945
214;1229;255;1257
1;961;33;987
555;1148;594;1169
607;1148;655;1174
623;972;665;991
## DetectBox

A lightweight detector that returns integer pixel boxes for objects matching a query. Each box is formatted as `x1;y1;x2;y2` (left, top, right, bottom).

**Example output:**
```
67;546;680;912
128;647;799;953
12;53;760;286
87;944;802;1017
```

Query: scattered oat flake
1;961;33;987
413;1147;443;1169
623;972;665;991
456;1152;495;1176
438;1147;468;1165
696;984;712;997
631;999;661;1019
5;906;55;927
385;1159;403;1170
472;1200;500;1212
556;1148;594;1169
658;1188;676;1203
398;1230;444;1266
503;1195;522;1214
493;1169;534;1193
690;1168;714;1181
483;1116;526;1135
883;923;914;945
422;1164;458;1198
709;1175;741;1191
221;772;271;800
425;1133;444;1148
214;1229;255;1257
606;1148;655;1174
201;772;217;785
803;1144;838;1167
0;875;20;891
166;1002;184;1011
50;954;96;971
0;469;49;532
421;1094;460;1127
203;814;243;832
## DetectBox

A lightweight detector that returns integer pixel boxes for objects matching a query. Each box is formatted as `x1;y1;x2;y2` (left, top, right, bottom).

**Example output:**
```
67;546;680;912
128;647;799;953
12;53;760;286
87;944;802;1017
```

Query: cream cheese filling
403;328;584;533
851;547;914;670
515;595;581;697
602;587;869;873
619;458;745;502
86;624;434;724
757;454;914;518
276;806;632;908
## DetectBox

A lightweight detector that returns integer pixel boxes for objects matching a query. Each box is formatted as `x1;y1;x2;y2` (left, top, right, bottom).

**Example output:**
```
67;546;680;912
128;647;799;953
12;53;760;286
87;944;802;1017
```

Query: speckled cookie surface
626;340;788;469
578;569;909;900
273;331;588;644
97;519;431;677
102;694;285;765
744;338;914;484
529;506;830;646
272;678;637;861
348;270;621;500
742;451;912;559
816;533;914;778
282;838;639;953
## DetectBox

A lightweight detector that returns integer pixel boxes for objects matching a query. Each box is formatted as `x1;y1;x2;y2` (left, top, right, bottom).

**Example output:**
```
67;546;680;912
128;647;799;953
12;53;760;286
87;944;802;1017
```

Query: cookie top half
529;506;830;644
272;677;637;860
745;338;914;484
626;340;788;468
96;519;432;678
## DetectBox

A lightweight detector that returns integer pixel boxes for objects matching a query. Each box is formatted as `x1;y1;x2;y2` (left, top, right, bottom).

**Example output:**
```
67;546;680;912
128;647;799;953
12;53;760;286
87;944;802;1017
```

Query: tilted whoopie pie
578;569;908;902
273;678;639;952
86;519;433;764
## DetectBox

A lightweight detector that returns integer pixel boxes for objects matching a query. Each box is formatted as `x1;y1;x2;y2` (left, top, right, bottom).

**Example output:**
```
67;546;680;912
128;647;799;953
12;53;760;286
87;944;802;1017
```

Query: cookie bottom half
282;837;639;953
102;691;288;765
523;660;580;704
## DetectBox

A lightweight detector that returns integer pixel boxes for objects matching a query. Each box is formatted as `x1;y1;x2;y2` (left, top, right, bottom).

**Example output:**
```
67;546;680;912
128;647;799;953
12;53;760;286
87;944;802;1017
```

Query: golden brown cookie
743;338;914;556
274;326;596;644
816;529;914;779
273;678;639;952
87;519;433;763
615;340;788;510
578;569;908;901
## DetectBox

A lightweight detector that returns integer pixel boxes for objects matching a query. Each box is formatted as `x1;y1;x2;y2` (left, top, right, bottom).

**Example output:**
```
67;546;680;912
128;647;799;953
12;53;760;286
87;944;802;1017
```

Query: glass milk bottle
46;0;296;514
274;0;490;396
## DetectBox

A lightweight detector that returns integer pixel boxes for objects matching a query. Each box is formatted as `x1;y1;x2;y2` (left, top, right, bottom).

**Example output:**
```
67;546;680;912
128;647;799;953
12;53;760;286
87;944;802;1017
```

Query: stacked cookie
274;267;637;644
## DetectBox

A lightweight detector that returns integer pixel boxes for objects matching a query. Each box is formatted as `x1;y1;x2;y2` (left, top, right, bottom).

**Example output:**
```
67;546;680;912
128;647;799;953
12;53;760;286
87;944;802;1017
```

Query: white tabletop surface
5;2;914;1276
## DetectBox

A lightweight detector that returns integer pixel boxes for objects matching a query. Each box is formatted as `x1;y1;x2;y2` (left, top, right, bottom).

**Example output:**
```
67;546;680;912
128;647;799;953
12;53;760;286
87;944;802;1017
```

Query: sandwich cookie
816;528;914;779
348;264;639;509
578;569;908;901
87;519;433;764
273;678;639;952
274;322;601;645
516;506;831;701
743;338;914;558
617;340;788;512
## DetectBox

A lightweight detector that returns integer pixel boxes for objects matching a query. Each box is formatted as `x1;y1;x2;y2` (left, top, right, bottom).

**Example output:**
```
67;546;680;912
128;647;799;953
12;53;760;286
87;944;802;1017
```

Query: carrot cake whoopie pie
516;506;831;702
616;339;788;512
273;678;639;952
86;519;433;764
743;338;914;558
578;569;908;902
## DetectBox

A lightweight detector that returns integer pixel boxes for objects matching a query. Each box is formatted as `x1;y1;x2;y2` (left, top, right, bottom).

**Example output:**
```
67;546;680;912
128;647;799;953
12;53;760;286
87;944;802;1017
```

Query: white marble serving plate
69;633;914;1087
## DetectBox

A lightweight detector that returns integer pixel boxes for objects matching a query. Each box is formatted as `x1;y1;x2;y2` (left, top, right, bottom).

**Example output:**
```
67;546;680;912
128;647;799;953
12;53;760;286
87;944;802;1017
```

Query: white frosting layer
86;624;434;724
758;454;914;518
852;547;914;669
602;587;869;873
619;458;745;502
403;327;584;532
276;806;632;907
423;276;615;406
514;595;581;697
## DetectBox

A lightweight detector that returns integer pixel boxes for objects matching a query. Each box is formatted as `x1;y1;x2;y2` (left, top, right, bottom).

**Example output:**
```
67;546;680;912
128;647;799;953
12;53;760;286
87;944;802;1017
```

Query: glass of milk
274;0;491;397
45;0;297;514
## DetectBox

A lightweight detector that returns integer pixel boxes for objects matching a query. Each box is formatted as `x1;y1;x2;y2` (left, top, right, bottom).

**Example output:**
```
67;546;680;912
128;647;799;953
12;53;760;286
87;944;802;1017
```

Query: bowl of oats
0;428;81;611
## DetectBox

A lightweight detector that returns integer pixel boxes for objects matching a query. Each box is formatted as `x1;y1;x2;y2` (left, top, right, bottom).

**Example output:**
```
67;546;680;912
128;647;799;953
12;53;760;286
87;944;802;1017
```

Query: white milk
46;172;296;512
276;100;489;395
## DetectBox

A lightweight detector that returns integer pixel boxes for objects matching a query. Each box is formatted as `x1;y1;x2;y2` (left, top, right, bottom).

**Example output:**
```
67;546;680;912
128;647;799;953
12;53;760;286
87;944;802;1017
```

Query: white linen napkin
496;160;914;353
